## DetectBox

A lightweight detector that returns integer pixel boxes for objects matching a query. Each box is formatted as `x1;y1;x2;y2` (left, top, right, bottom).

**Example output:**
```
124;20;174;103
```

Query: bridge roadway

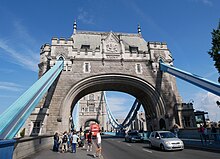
25;136;219;159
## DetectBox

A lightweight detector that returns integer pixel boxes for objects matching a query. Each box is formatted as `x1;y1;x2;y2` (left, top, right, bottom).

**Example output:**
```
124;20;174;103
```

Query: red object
90;123;100;137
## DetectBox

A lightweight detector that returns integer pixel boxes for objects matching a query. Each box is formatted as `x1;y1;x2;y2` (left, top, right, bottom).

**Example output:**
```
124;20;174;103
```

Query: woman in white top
94;130;102;158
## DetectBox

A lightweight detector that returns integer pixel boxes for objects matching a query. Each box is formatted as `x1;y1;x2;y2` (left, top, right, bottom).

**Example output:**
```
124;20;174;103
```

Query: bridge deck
24;146;98;159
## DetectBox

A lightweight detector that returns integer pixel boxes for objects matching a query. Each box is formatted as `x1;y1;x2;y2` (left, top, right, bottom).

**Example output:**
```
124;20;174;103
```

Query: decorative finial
138;24;141;34
73;20;77;34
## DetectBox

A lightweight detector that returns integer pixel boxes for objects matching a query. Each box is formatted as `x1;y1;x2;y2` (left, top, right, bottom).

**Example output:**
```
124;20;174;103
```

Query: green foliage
208;22;220;83
20;128;25;137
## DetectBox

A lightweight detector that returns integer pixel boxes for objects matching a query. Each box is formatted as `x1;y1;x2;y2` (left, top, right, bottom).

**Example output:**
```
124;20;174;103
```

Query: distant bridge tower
77;91;107;131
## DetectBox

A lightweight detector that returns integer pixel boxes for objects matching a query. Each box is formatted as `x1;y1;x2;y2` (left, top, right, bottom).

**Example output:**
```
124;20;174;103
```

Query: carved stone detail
54;46;69;58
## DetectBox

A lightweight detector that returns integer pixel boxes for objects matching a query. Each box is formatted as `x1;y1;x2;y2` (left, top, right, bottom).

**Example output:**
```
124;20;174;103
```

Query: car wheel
160;144;165;151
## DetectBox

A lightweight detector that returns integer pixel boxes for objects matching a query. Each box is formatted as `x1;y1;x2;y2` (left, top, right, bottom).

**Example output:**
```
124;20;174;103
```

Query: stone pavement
182;138;220;153
24;145;104;159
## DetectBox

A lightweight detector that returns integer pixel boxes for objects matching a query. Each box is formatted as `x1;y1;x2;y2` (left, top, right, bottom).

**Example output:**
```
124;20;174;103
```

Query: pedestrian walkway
182;138;220;153
24;145;104;159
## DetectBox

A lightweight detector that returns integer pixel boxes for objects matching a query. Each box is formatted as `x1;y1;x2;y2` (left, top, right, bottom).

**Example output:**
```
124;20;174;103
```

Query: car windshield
129;132;140;136
159;132;176;138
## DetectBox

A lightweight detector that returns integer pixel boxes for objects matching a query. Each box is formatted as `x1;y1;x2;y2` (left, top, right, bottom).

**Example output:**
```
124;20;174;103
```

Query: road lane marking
126;143;132;146
142;148;152;153
117;141;121;143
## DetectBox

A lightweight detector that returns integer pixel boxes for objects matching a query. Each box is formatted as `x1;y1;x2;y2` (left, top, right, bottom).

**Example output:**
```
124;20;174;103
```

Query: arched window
89;94;94;100
58;56;64;61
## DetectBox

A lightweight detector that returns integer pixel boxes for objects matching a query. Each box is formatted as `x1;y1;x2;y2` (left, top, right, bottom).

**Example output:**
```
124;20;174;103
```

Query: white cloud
0;82;23;92
0;19;39;72
77;8;94;25
193;92;220;122
0;39;38;72
107;95;136;119
13;21;37;45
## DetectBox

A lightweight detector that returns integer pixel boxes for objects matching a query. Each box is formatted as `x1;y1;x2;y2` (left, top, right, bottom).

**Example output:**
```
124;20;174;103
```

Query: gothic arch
59;73;166;131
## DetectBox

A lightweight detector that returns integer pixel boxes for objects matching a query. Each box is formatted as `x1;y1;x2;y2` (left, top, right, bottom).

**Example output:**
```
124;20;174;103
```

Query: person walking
211;124;217;142
94;130;102;158
204;125;210;145
87;131;93;151
79;131;85;147
173;125;179;137
53;132;60;152
71;131;79;153
198;124;205;145
61;131;68;153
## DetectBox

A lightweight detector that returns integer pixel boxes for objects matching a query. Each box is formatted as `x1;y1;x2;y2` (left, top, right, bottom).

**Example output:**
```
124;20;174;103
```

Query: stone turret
73;20;77;35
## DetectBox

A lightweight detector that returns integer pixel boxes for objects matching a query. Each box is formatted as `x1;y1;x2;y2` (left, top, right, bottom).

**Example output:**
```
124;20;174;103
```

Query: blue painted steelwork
121;99;138;126
104;92;141;129
0;139;16;159
122;101;141;128
104;92;122;129
0;61;64;139
159;60;220;96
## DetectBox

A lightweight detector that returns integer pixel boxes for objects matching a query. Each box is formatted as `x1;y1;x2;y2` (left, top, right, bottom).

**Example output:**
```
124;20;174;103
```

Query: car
125;131;143;142
148;131;184;151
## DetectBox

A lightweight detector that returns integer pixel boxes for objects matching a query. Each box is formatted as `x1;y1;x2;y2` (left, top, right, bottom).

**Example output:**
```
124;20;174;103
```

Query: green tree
208;20;220;109
208;20;220;83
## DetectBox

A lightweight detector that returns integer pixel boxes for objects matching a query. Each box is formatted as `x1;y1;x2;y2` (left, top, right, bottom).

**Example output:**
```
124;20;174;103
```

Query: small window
135;63;142;74
84;62;91;73
89;94;94;100
137;64;141;73
96;108;99;112
81;45;90;50
129;46;138;53
89;106;94;112
32;121;41;134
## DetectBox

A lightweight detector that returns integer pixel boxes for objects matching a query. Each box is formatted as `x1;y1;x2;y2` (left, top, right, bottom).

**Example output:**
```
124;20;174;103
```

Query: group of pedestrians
53;130;80;153
52;129;102;158
198;124;218;145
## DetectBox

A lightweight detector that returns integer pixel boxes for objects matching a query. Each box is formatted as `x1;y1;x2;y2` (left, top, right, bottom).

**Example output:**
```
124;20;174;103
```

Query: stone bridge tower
76;91;107;131
23;21;182;136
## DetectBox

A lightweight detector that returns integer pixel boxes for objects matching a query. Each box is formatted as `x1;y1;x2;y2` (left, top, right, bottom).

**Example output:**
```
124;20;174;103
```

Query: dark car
125;131;143;142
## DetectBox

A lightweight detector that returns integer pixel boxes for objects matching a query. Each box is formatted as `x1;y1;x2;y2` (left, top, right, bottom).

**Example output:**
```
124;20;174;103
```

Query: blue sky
0;0;220;122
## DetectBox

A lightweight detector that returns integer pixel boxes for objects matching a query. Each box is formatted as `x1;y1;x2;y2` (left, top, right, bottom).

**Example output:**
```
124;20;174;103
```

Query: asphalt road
101;137;219;159
24;136;220;159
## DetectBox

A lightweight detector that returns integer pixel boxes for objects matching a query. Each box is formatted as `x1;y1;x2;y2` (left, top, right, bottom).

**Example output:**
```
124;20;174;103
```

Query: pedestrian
53;132;60;152
61;131;68;153
94;130;102;158
79;131;85;148
173;124;179;137
71;131;79;153
211;124;217;141
204;125;210;145
198;124;205;145
67;132;72;151
87;131;93;151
